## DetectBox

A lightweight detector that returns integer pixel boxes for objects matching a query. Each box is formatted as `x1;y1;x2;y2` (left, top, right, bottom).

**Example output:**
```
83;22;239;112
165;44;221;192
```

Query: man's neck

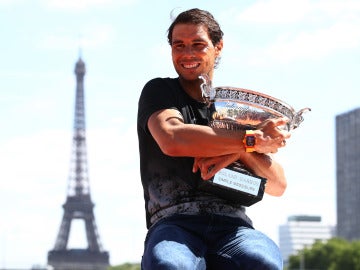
178;76;210;102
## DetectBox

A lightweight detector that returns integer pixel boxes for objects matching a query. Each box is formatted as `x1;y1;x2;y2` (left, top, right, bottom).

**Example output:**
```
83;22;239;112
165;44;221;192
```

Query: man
137;8;290;270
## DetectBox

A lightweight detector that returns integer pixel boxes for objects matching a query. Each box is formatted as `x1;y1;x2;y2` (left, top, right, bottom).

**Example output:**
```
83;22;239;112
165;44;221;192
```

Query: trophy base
198;162;267;206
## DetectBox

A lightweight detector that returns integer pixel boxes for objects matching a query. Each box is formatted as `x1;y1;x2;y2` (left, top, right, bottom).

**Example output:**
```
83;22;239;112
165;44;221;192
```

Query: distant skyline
336;108;360;241
1;0;360;268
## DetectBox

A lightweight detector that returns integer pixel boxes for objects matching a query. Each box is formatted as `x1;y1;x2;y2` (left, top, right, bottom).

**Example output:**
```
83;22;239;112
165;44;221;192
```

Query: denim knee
243;249;283;270
142;240;206;270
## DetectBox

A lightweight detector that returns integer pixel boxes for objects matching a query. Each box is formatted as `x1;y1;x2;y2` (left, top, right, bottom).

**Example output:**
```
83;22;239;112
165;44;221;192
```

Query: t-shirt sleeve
137;78;178;134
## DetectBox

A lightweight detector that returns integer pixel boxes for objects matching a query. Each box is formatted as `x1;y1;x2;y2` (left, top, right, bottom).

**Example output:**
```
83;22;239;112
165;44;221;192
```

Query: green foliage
108;262;141;270
287;238;360;270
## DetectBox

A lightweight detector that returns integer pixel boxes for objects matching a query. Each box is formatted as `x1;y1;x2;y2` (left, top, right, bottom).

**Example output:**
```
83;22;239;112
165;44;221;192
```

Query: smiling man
137;8;290;270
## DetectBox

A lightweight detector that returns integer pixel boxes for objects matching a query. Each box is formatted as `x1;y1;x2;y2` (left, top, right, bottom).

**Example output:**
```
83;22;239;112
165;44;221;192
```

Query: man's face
171;23;223;81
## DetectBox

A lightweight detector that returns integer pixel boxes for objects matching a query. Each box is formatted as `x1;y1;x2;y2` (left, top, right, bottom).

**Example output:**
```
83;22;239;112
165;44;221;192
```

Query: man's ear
215;40;224;56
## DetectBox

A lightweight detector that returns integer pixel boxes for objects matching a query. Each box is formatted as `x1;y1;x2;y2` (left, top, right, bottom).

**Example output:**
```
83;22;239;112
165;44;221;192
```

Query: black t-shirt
137;77;252;229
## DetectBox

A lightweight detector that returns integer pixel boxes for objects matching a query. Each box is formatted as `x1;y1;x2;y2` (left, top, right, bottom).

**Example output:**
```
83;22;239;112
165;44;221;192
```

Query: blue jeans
142;214;282;270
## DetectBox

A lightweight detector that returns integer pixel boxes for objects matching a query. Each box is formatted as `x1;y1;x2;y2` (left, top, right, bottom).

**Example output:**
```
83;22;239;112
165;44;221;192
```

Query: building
47;58;109;270
336;108;360;240
279;215;335;265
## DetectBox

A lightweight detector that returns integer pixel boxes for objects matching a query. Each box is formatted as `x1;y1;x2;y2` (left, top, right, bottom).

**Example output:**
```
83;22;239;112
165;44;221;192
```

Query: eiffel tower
47;57;110;270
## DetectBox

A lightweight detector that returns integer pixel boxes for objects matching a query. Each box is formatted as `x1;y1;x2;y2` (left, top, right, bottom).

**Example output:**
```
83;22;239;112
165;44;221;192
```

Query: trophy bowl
197;75;310;206
210;87;310;131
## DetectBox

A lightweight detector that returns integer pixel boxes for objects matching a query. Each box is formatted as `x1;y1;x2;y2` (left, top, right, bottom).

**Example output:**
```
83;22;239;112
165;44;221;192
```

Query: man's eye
194;43;206;50
173;44;184;51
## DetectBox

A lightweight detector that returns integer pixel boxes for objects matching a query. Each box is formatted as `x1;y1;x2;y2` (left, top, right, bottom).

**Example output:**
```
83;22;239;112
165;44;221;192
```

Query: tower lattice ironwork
48;58;110;270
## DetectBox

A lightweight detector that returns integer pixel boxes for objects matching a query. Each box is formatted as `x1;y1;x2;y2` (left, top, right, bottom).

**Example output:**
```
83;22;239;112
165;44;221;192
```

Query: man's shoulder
142;77;181;96
145;77;177;87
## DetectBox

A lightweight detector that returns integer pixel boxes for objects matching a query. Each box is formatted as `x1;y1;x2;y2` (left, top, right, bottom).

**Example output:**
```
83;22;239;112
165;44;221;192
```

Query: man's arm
193;152;287;196
148;108;246;157
246;153;287;196
148;108;290;157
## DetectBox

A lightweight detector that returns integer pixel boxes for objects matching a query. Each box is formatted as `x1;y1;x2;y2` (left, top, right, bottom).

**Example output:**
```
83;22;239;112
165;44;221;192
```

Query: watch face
246;135;256;147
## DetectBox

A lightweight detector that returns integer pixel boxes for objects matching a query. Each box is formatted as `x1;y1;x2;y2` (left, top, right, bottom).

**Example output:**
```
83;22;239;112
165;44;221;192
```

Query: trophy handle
290;107;311;130
199;74;215;106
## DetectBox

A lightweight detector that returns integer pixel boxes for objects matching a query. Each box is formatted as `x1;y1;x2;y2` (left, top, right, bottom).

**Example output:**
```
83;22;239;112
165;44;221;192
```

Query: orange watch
243;130;256;152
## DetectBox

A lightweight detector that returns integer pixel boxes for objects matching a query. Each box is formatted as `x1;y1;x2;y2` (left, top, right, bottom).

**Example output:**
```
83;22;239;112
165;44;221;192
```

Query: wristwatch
243;130;256;152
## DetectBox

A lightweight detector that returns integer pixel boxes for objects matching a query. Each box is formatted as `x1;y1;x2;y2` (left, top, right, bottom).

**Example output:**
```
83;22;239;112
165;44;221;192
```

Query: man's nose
183;45;195;55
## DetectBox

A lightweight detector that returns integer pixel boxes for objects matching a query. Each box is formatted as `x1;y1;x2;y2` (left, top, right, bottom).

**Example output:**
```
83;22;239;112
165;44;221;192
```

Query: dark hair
167;8;224;46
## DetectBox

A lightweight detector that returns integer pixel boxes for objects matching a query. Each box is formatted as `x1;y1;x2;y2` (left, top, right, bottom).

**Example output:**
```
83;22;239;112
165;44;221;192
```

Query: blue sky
0;0;359;268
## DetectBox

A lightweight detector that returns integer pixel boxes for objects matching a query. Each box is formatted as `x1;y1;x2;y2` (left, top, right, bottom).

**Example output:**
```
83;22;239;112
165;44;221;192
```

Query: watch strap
243;130;256;152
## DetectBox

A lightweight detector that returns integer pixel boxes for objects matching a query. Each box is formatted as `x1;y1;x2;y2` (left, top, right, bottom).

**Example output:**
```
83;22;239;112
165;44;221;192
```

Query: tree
287;238;360;270
108;262;141;270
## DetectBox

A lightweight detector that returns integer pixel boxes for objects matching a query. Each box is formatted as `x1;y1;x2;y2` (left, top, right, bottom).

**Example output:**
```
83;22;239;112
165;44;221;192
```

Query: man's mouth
182;63;200;69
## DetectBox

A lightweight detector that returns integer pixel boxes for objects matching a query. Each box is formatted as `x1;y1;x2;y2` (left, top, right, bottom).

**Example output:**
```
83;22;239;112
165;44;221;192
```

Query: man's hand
253;117;291;154
193;153;241;180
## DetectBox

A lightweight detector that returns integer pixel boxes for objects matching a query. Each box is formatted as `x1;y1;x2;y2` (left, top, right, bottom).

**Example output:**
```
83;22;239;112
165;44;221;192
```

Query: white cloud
43;0;136;11
38;34;78;50
80;25;116;49
246;20;360;66
222;0;360;67
315;0;360;21
38;24;116;50
237;0;313;24
0;131;70;206
148;43;174;76
236;0;360;24
0;0;23;5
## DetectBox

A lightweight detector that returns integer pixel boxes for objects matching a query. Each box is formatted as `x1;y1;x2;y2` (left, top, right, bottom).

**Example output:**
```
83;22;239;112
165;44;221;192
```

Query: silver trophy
198;74;310;206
